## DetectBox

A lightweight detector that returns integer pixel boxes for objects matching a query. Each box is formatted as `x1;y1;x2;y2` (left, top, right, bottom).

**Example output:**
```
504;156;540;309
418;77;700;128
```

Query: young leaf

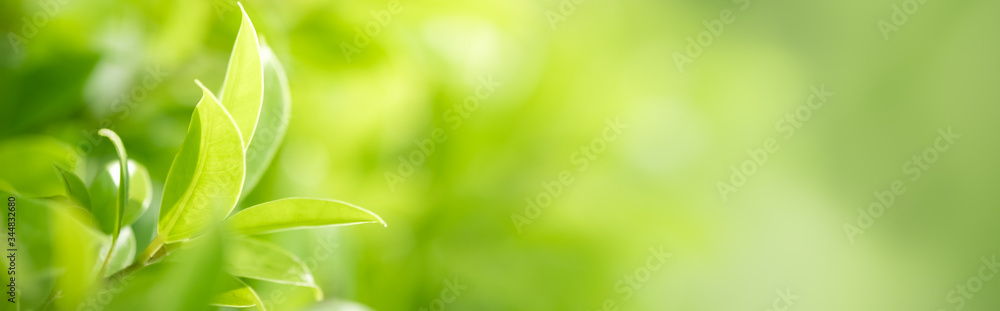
224;237;323;300
225;198;386;236
90;165;119;234
100;226;137;277
241;38;291;199
89;160;153;235
210;276;265;310
158;81;246;243
98;128;130;235
219;2;264;145
54;164;91;209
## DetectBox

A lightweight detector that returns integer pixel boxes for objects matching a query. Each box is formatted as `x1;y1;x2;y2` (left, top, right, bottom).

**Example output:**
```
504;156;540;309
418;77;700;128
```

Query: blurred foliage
2;0;1000;310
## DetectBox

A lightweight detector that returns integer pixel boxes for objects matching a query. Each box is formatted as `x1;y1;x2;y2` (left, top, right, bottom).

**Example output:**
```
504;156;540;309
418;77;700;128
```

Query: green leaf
0;179;16;195
49;199;105;309
89;166;118;234
14;195;100;308
104;231;224;311
0;136;80;197
224;237;323;300
90;160;153;235
99;128;130;236
100;226;137;277
225;198;386;236
158;80;246;243
241;38;291;200
219;2;264;145
54;164;91;209
210;276;265;310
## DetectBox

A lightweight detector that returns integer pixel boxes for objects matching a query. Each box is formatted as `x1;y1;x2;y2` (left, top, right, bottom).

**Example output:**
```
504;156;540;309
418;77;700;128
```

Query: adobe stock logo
545;0;591;30
68;65;169;165
877;0;930;40
340;0;404;62
385;75;501;191
763;288;799;311
672;0;752;73
591;246;672;311
7;0;71;54
843;127;960;244
511;117;628;234
418;278;467;311
717;84;833;202
939;255;998;311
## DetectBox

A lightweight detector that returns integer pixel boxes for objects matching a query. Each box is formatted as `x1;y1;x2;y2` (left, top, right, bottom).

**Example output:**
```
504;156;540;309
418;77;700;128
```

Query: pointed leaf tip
225;198;386;236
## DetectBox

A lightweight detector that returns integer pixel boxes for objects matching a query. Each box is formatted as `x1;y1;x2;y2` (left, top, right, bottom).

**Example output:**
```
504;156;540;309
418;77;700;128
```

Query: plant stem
106;237;169;282
96;233;119;278
136;235;165;266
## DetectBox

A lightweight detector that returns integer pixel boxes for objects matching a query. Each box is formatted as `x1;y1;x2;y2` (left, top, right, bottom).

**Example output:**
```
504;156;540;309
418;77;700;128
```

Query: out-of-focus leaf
0;179;16;194
241;38;291;200
99;226;137;277
50;198;105;310
210;276;265;310
158;81;246;243
226;198;385;236
90;160;153;235
104;231;224;311
224;237;323;300
219;2;263;145
55;164;91;209
13;195;60;308
0;136;80;197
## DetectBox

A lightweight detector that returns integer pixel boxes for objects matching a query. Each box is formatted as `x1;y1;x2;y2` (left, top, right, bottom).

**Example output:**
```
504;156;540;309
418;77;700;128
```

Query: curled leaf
98;129;130;235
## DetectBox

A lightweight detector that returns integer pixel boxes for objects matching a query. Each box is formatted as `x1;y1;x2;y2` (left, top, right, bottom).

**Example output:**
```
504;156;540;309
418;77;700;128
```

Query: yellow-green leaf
210;276;265;310
225;198;386;236
158;81;246;243
241;38;291;199
219;2;263;145
224;237;322;300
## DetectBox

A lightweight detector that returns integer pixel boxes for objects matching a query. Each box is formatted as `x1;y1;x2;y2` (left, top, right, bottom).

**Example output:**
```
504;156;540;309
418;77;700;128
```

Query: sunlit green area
2;0;1000;310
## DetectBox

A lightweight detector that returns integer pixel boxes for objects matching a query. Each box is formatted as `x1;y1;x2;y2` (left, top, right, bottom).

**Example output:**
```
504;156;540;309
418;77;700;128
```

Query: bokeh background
2;0;1000;310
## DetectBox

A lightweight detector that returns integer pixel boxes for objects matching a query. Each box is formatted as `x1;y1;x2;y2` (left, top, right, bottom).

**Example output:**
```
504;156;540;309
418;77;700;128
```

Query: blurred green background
2;0;1000;310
